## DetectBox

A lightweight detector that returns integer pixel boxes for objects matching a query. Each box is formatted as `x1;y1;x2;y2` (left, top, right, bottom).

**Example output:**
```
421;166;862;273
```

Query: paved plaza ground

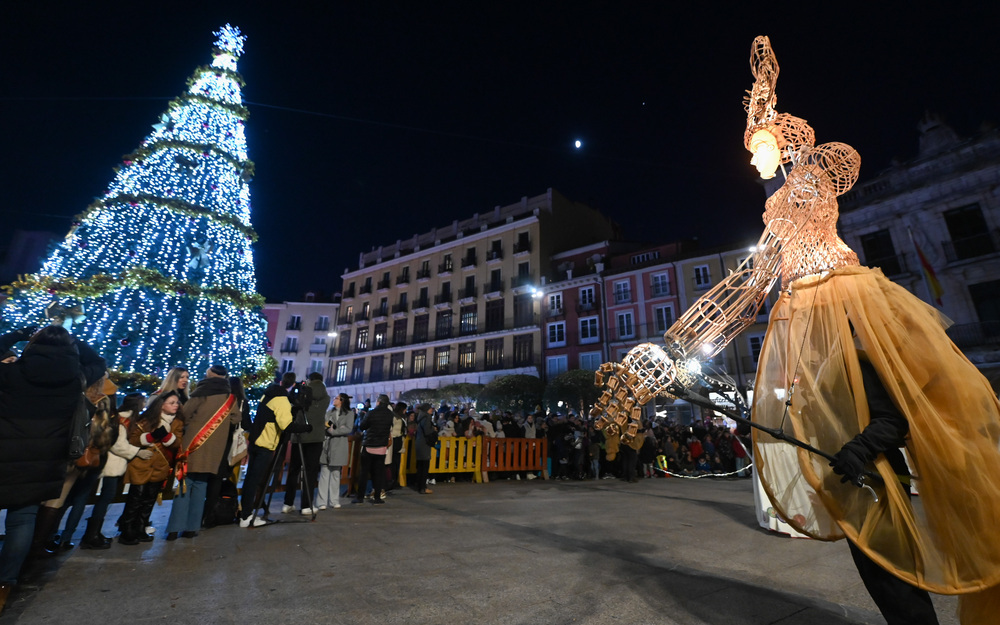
0;476;958;625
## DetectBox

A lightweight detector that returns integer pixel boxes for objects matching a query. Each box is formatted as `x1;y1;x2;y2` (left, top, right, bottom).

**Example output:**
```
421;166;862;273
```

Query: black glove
829;442;867;486
152;425;169;441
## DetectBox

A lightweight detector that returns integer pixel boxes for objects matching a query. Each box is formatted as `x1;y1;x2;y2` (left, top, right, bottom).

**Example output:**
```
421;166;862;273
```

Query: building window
389;353;405;380
286;315;301;331
337;330;351;355
315;315;330;331
579;286;595;311
281;336;298;353
694;265;711;289
359;301;370;321
335;361;348;383
377;297;388;317
460;304;478;336
860;229;902;275
548;293;563;315
653;305;674;334
616;311;634;339
309;359;324;375
411;350;426;377
413;315;429;343
416;287;429;308
579;316;599;344
488;268;503;292
651;273;671;297
614;280;631;304
440;253;453;274
630;250;660;264
373;323;387;349
435;311;453;340
748;335;764;363
484;338;504;370
418;260;430;280
546;355;568;379
513;334;533;366
515;231;530;253
280;358;295;374
392;319;408;346
369;356;384;382
434;347;450;374
458;342;476;372
485;298;504;332
547;321;566;347
944;203;995;261
579;351;602;371
351;360;364;383
355;327;369;351
513;294;533;326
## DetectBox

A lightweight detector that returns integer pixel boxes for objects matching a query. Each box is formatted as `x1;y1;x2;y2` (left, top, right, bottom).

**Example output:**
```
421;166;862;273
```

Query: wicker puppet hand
591;343;680;444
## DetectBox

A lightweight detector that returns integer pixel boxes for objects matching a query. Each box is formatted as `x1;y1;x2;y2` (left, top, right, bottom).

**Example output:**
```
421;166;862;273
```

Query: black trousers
414;459;430;492
848;540;939;625
354;449;386;502
283;441;322;509
240;445;274;520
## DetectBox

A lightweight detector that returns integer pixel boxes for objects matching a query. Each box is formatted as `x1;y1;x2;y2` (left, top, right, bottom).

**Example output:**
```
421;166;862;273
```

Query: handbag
67;377;91;460
229;425;248;466
74;444;100;469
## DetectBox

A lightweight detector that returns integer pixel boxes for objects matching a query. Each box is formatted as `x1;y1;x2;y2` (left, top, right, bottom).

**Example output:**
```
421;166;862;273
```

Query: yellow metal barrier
400;435;483;486
480;437;549;482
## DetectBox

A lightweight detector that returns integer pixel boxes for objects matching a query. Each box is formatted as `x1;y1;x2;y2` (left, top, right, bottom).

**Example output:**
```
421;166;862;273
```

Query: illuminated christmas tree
1;24;274;390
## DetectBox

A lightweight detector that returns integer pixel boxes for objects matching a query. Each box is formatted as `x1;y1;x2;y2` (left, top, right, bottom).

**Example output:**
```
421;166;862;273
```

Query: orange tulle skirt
751;266;1000;622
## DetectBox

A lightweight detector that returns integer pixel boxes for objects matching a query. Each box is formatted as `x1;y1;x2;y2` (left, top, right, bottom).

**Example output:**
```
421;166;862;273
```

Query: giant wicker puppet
592;36;1000;623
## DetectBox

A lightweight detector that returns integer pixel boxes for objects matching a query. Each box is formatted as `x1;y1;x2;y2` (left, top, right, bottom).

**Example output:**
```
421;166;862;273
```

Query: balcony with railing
435;327;453;341
396;274;410;286
285;319;301;331
513;240;531;255
947;321;1000;349
650;283;673;297
434;293;453;305
484;281;505;297
577;301;598;314
438;261;454;275
279;344;299;354
461;254;477;269
359;284;372;295
314;319;330;331
416;268;432;280
308;343;327;354
337;313;353;325
376;278;391;291
342;286;355;299
459;285;478;300
392;302;409;314
613;290;632;305
510;275;535;289
413;298;430;311
486;249;503;262
942;230;1000;263
373;306;389;320
355;310;369;323
546;306;565;318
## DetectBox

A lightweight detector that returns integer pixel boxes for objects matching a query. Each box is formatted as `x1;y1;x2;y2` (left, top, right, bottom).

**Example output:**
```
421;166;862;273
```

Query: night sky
3;3;1000;303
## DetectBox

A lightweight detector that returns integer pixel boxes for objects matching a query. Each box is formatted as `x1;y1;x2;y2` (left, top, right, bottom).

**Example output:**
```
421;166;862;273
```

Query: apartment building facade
329;189;618;402
838;115;1000;361
264;299;340;382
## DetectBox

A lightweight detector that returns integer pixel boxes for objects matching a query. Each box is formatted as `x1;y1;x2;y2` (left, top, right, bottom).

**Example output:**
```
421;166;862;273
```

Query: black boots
118;487;143;545
29;506;64;558
79;516;111;550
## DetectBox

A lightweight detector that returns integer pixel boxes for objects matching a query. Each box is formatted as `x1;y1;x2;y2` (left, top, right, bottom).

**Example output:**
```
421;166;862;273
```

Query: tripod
248;430;317;525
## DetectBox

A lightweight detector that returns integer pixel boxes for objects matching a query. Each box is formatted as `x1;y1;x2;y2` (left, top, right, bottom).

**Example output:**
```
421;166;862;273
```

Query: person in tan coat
164;365;240;540
118;392;184;545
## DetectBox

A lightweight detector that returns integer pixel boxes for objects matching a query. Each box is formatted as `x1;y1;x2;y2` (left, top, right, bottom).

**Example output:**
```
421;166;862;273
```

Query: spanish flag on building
908;228;943;306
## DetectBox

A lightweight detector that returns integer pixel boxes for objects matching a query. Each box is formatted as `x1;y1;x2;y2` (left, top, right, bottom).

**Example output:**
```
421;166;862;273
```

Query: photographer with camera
238;373;295;527
282;372;327;515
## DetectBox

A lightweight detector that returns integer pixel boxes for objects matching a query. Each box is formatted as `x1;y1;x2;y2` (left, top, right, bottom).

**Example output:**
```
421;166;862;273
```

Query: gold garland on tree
74;192;258;242
8;267;266;309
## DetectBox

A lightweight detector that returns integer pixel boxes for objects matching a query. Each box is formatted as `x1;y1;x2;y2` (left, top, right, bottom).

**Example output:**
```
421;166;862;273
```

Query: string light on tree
1;24;274;390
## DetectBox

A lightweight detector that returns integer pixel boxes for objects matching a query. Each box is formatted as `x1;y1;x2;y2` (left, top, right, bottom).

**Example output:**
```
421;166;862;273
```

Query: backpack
203;476;239;527
248;401;277;445
422;417;439;447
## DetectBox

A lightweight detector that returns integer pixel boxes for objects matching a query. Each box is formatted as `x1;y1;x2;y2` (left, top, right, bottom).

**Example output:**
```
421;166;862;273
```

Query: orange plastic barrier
480;438;549;482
